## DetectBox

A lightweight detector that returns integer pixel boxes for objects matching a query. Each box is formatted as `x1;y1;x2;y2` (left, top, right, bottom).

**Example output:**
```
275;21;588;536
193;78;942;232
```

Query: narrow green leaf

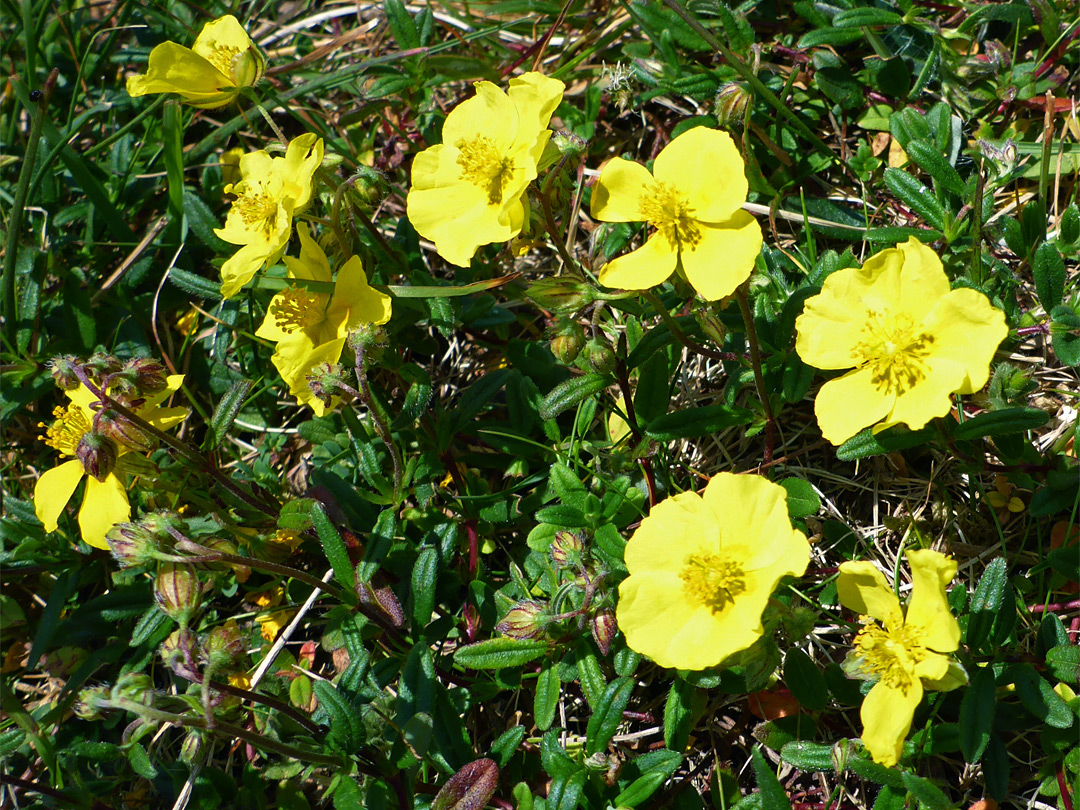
614;771;669;808
311;503;358;596
967;558;1007;652
959;665;995;763
900;773;949;810
836;424;936;461
384;0;421;49
832;7;903;26
1046;645;1080;684
1007;664;1075;729
634;351;671;425
664;678;695;752
951;407;1049;440
168;267;223;300
644;404;754;441
454;638;550;670
184;190;231;253
534;662;561;732
780;741;834;772
539;374;610;421
411;547;438;632
883;168;946;230
750;746;793;810
125;743;158;779
489;726;527;767
207;380;252;449
577;647;607;710
904;139;965;196
1033;242;1066;312
782;648;828;711
313;679;364;753
780;479;821;520
585;676;635;755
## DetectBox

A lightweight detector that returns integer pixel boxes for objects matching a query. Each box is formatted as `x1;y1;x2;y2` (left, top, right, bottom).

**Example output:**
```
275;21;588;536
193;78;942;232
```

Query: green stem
641;290;740;363
3;70;56;349
539;154;580;272
351;343;403;500
735;284;776;465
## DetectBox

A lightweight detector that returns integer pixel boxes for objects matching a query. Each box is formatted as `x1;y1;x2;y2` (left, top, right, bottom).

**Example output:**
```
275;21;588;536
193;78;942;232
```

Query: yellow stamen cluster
234;191;278;236
680;552;747;612
853;311;935;394
206;44;243;77
852;619;926;690
270;286;324;334
640;182;701;250
41;404;91;456
456;136;515;204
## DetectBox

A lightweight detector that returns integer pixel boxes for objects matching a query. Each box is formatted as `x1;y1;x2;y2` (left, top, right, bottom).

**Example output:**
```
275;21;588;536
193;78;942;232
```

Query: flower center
852;311;935;394
852;620;925;690
456;136;516;205
640;182;701;250
41;403;91;457
206;44;243;80
234;191;278;237
271;286;326;334
680;552;746;612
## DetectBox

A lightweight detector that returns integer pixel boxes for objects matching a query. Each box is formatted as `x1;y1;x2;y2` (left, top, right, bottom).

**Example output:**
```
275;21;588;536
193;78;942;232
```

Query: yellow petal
34;460;85;533
617;571;715;669
678;209;761;301
274;336;348;415
597;232;678;291
506;72;565;148
814;366;895;445
874;238;950;321
624;490;720;575
191;16;262;88
220;237;288;299
860;678;922;767
591;158;656;222
442;81;519;153
79;474;131;549
837;561;903;626
913;650;951;682
903;550;960;652
796;269;884;371
652;127;747;222
285;222;332;283
256;297;292;343
877;357;965;433
279;134;323;210
919;288;1008;395
327;255;393;329
126;42;235;109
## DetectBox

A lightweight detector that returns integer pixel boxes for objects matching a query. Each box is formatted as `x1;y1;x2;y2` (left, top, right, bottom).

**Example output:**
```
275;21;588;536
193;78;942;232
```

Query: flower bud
74;685;110;720
85;352;122;377
120;357;170;394
495;600;548;640
347;323;388;354
93;406;157;452
76;431;118;481
693;302;728;346
978;138;1017;178
155;563;203;627
306;362;346;409
552;131;587;158
201;620;248;671
551;530;585;566
583;338;617;376
179;731;207;767
525;278;597;315
48;355;83;390
714;82;751;130
548;319;586;364
233;42;266;90
591;608;618;656
112;672;154;705
160;628;192;675
106;520;162;567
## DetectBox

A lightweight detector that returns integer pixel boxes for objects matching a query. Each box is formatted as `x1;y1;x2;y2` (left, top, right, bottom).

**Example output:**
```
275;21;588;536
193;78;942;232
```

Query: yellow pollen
235;191;278;236
852;311;935;394
456;136;516;205
206;44;243;79
852;620;925;690
679;552;746;612
639;182;700;250
271;286;325;334
42;404;91;456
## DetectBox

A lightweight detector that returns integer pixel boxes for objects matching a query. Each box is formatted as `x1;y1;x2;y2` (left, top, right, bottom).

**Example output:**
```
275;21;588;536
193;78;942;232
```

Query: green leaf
664;678;696;752
615;771;669;808
883;168;946;230
1050;305;1080;366
410;547;439;632
959;665;996;763
489;726;527;767
782;648;828;711
125;743;158;779
644;404;754;440
780;479;821;520
534;505;588;528
1060;203;1080;245
1033;242;1066;312
780;741;834;772
967;558;1007;652
183;190;231;252
585;677;635;755
849;756;904;788
835;424;936;461
904;140;965;196
311;503;358;597
577;647;607;711
313;679;364;753
750;746;792;810
951;407;1049;440
539;374;610;420
634;351;671;425
207;380;252;450
796;27;864;48
863;226;943;243
900;773;949;810
168;266;223;300
548;771;587;810
540;729;581;781
454;638;550;670
1046;645;1080;684
832;7;904;26
1006;664;1075;729
534;662;560;732
384;0;421;49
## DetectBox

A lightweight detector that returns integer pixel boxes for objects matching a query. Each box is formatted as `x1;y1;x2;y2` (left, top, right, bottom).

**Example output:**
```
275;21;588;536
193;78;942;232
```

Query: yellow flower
795;238;1008;445
126;16;265;109
256;223;391;416
215;133;324;299
406;72;564;266
838;550;965;767
617;473;810;670
590;127;762;301
33;376;188;550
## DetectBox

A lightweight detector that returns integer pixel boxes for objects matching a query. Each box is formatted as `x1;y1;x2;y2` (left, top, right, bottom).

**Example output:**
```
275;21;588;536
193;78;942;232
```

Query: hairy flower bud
583;338;617;376
525;278;597;315
48;355;83;390
75;431;118;481
112;672;154;705
106;521;162;567
714;82;751;130
552;131;587;158
155;563;203;627
93;406;157;452
551;530;585;566
306;362;346;409
85;352;122;377
201;620;248;671
496;600;548;640
118;357;170;394
74;685;110;720
591;608;618;656
548;319;587;364
693;302;728;346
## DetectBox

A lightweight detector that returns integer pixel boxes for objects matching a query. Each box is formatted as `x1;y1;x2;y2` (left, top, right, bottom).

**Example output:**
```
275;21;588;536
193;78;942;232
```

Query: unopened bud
715;82;751;130
106;520;163;567
93;407;157;452
306;362;346;409
583;752;610;771
552;131;587;158
160;629;193;675
233;42;266;90
112;672;154;705
155;563;203;627
496;600;548;640
349;166;386;212
831;738;854;775
551;531;585;566
591;608;618;656
201;620;247;671
179;731;207;767
548;319;586;364
347;323;388;354
978;138;1017;178
74;685;110;720
85;352;122;377
525;278;597;315
48;355;83;390
583;338;617;376
76;432;118;481
693;302;728;346
121;357;169;394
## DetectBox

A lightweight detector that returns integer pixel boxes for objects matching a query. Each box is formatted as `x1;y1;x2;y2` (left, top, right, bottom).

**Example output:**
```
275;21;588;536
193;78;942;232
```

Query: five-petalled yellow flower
795;237;1008;445
590;127;762;301
407;72;564;267
34;377;188;550
215;133;324;298
126;16;265;109
838;550;965;767
256;223;392;416
617;473;810;670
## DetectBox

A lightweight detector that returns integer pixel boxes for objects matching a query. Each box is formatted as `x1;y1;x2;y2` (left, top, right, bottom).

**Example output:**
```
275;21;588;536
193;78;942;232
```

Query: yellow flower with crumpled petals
838;550;966;767
255;223;391;416
33;376;188;550
617;473;810;670
795;237;1008;445
590;127;762;301
406;72;564;267
215;133;324;298
126;16;265;109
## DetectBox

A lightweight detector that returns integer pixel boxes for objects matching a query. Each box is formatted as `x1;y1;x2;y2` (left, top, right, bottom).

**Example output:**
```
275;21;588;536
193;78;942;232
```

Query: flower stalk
735;283;777;464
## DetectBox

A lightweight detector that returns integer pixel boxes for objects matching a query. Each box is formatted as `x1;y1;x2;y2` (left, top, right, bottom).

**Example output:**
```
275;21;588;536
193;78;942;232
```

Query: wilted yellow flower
126;16;265;109
590;127;762;301
838;550;965;767
795;238;1008;445
617;473;810;670
256;223;391;416
215;133;324;298
34;377;188;549
406;72;564;266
